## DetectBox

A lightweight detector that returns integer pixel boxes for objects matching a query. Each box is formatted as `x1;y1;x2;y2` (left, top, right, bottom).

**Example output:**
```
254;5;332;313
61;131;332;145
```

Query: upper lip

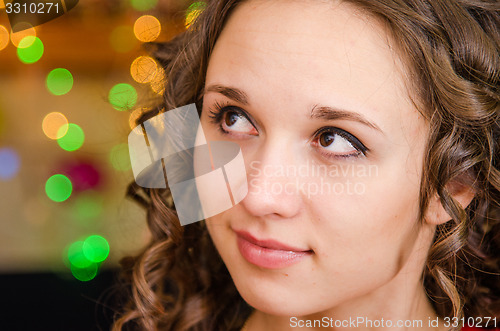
234;230;312;252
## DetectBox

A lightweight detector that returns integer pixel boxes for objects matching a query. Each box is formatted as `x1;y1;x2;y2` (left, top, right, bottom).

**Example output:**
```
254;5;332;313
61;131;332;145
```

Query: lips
234;230;313;269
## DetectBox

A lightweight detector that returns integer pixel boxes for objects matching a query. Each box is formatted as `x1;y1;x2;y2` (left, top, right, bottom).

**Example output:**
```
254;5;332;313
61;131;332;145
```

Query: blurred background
0;0;202;329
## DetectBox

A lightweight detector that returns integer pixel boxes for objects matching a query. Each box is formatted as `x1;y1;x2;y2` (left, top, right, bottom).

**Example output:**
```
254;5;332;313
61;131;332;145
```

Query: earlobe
424;180;476;225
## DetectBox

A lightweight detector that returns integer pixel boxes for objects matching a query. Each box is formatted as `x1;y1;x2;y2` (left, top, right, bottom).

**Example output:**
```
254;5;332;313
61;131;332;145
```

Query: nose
240;141;303;219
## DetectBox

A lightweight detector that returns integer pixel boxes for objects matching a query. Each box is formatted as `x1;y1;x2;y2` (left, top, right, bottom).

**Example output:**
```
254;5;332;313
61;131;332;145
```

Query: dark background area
0;269;119;330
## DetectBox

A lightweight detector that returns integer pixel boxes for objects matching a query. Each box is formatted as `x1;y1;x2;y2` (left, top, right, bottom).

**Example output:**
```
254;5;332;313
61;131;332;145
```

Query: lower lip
236;236;312;269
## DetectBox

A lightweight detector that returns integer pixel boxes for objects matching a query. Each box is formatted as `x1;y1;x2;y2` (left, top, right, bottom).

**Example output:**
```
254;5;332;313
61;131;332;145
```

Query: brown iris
319;132;334;147
225;111;239;127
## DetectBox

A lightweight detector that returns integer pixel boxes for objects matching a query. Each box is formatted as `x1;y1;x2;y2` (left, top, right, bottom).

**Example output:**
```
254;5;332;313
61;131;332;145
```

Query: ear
424;177;476;225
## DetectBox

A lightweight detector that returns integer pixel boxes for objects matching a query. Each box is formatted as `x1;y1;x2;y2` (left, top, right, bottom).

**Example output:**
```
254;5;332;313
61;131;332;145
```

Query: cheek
311;160;422;274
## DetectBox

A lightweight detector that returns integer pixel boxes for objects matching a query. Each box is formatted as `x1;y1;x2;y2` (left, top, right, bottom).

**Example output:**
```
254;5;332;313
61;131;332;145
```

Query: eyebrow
204;84;249;105
204;84;383;133
310;105;383;133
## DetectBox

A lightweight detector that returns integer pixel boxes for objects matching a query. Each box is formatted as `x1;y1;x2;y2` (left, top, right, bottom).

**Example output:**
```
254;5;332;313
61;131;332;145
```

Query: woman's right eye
222;111;257;134
208;104;258;136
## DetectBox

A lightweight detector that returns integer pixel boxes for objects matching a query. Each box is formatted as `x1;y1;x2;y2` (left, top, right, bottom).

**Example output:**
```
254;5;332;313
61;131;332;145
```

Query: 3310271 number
5;2;60;14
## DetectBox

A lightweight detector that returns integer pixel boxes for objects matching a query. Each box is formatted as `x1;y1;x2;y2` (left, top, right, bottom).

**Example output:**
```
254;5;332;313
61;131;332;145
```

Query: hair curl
112;1;500;330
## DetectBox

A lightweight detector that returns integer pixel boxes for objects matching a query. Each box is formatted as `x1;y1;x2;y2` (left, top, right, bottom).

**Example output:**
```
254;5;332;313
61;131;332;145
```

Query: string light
130;56;158;83
185;2;206;28
46;68;74;96
109;143;131;171
108;83;138;111
10;23;36;47
82;235;110;263
45;174;73;202
57;123;85;151
0;148;20;180
17;36;44;64
150;67;166;95
0;25;9;51
42;112;69;140
133;15;161;42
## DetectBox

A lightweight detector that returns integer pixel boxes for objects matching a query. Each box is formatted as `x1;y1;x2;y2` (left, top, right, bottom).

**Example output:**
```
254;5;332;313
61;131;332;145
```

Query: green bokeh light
70;263;98;282
108;83;138;111
110;25;137;53
188;1;206;12
17;36;44;64
46;68;74;96
83;235;110;263
73;192;103;223
45;174;72;202
185;2;206;27
68;241;93;268
109;143;131;171
57;123;85;151
130;0;157;11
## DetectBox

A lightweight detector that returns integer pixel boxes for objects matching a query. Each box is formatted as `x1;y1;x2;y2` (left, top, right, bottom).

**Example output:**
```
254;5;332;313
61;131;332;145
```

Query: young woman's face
200;0;435;316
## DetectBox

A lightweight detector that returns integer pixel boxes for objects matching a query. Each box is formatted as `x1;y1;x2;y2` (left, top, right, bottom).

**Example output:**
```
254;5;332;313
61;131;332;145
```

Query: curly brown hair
111;0;500;330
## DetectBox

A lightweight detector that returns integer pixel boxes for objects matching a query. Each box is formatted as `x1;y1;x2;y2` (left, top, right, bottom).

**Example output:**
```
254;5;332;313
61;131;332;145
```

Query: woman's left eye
313;129;366;158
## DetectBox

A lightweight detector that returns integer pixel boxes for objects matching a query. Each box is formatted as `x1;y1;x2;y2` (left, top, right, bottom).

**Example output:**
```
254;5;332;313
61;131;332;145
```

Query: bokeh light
129;107;146;130
0;148;20;180
0;25;9;51
73;191;103;224
71;263;98;282
42;112;68;140
130;0;157;11
0;107;4;136
130;56;158;83
66;235;109;282
67;241;92;268
57;123;85;151
108;83;138;111
109;143;131;171
10;23;36;47
133;15;161;42
83;235;110;263
45;174;73;202
185;2;206;28
110;25;137;53
0;0;4;8
150;67;166;95
63;161;101;191
17;36;44;64
46;68;74;96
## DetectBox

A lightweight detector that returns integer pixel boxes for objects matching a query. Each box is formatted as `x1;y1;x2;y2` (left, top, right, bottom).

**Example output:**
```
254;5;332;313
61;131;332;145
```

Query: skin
198;0;452;329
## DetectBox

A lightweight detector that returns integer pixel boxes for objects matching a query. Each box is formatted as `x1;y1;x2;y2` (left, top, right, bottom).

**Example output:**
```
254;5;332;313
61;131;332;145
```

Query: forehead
206;0;416;129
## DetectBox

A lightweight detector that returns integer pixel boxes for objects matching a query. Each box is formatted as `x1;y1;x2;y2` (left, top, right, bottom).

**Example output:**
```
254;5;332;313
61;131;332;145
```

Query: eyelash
207;101;368;159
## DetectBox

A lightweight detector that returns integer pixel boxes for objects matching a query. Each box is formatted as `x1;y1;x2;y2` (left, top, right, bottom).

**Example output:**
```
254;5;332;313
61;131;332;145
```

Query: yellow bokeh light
150;67;166;95
10;23;36;48
42;112;69;140
133;15;161;42
130;56;158;84
129;107;146;130
185;10;203;29
0;25;9;51
0;0;4;9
